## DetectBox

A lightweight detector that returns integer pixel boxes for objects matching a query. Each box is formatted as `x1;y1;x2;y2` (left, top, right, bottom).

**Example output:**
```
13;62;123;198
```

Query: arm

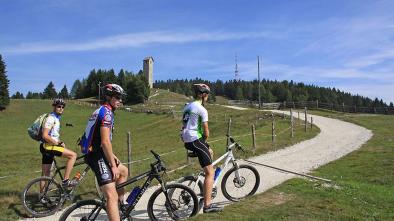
202;121;209;141
42;128;61;145
100;126;117;168
42;117;64;146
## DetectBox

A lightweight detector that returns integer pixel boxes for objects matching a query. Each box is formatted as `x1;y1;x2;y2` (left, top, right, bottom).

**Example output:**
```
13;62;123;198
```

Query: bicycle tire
59;199;107;221
177;175;204;198
21;176;64;217
147;183;199;221
221;164;260;202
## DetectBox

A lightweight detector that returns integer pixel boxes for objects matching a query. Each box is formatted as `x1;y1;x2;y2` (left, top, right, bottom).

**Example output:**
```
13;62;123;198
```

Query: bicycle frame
116;169;166;215
195;142;239;188
50;155;91;195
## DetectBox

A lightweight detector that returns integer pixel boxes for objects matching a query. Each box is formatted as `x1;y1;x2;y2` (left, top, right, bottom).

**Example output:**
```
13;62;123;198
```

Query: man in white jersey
182;83;223;213
40;98;77;188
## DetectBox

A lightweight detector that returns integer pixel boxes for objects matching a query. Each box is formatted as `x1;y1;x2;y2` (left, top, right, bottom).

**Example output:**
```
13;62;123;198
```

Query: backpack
27;113;49;141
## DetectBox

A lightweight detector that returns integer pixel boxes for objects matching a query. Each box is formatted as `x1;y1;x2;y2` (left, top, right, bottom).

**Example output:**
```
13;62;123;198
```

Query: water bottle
73;171;81;181
214;167;221;181
126;186;140;205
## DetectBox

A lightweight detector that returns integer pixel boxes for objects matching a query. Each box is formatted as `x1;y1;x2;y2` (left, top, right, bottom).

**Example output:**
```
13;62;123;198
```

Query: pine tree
70;80;82;98
0;55;10;107
58;85;69;99
11;91;24;99
42;81;57;99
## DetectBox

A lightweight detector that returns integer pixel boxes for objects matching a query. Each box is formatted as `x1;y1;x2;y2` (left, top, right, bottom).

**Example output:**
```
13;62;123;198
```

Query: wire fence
0;109;312;181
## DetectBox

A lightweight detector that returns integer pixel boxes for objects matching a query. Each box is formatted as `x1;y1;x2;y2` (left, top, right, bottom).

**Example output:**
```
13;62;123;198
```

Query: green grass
189;111;394;221
0;100;318;220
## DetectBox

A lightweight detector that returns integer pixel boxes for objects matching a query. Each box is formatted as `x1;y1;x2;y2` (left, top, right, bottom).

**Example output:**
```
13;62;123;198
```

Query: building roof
143;56;154;62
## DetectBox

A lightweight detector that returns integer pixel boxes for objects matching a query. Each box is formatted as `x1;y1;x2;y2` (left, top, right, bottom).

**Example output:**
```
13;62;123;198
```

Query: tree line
154;79;393;108
2;52;392;109
11;68;150;105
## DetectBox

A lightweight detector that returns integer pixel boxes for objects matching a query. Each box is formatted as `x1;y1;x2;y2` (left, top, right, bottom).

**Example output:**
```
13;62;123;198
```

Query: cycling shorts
85;149;114;186
184;138;212;168
40;143;64;164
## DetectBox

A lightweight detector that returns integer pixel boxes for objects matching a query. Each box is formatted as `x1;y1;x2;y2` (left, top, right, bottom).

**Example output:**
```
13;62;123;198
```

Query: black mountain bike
21;154;101;217
59;150;199;221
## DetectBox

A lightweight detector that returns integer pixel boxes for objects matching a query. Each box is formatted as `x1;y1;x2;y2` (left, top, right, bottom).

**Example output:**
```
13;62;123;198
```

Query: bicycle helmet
102;84;126;97
193;83;211;94
52;98;66;107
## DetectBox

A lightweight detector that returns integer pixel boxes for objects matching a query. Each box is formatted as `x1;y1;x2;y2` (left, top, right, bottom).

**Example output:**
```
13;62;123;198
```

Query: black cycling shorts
40;143;64;164
184;138;212;168
85;149;114;186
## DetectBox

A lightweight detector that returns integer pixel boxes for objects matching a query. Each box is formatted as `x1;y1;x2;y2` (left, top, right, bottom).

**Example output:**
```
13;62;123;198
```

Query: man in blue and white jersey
182;83;223;213
40;99;77;188
80;84;128;221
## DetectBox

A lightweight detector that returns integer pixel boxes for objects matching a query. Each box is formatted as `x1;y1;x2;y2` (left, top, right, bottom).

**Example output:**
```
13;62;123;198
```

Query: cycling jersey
42;112;61;143
80;104;114;154
181;101;208;143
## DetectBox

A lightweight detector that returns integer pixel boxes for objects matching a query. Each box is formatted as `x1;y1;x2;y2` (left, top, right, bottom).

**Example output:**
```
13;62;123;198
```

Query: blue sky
1;0;393;103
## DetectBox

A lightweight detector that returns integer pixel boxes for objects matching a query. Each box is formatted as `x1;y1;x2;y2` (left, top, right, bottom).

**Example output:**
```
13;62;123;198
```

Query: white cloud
2;31;272;54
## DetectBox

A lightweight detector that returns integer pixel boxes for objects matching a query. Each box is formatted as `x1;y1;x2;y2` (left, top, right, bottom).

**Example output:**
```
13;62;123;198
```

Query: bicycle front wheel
221;164;260;201
21;176;64;217
147;183;199;221
59;199;107;221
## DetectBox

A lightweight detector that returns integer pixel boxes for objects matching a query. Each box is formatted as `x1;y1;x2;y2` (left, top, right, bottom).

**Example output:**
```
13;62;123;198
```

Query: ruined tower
143;56;154;88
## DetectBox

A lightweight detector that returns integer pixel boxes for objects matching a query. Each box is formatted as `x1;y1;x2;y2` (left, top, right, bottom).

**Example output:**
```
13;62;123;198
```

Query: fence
228;100;394;115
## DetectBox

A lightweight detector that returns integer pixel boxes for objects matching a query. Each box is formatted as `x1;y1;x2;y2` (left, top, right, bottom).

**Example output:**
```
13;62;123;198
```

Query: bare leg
40;164;52;192
101;182;120;221
61;148;77;180
203;164;214;207
116;164;128;202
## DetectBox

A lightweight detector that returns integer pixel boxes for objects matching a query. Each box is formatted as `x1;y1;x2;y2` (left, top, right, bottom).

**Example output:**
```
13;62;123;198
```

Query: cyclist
40;98;77;188
81;83;128;221
181;83;223;213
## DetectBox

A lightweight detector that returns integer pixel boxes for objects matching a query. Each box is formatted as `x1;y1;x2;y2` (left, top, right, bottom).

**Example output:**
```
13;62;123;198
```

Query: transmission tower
234;53;240;80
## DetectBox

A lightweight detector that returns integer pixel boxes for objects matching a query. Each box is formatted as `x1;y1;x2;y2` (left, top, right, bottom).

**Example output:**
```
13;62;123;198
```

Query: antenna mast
235;53;240;80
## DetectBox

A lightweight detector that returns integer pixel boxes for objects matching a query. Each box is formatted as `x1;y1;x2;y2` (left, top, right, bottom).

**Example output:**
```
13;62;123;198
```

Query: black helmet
102;84;126;97
52;98;66;107
193;83;211;94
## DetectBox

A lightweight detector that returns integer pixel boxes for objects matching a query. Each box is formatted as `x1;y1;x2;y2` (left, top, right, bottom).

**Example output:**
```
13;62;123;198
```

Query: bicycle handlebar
226;135;245;153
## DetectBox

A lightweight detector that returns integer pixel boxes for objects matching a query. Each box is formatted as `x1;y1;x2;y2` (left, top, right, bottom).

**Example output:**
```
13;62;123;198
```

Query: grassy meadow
190;110;394;221
0;98;318;220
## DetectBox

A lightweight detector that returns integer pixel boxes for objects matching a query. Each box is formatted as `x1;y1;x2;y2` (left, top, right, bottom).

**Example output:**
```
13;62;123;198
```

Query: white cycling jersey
181;101;208;143
42;112;61;143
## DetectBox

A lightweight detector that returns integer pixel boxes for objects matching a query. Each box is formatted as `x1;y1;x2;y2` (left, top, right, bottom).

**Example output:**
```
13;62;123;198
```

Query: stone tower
143;57;154;88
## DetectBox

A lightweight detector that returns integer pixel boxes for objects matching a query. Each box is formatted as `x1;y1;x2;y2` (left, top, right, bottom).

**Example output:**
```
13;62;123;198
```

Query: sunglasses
56;105;65;109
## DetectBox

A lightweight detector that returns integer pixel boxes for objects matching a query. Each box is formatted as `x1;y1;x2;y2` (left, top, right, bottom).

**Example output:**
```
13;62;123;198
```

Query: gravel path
21;109;372;220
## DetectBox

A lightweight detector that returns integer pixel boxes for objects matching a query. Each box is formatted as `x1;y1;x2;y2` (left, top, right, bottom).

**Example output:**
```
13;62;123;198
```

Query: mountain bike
179;136;260;202
59;150;199;221
21;154;101;217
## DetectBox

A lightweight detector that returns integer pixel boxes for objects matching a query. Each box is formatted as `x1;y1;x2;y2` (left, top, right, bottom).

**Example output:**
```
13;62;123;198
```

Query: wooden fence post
290;108;294;138
311;117;313;130
316;100;319;109
127;131;131;177
252;124;256;155
298;111;300;125
272;117;275;143
226;117;232;146
304;107;308;132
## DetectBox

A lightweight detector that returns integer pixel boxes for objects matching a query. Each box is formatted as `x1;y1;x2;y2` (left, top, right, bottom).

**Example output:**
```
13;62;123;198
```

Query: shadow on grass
1;190;99;219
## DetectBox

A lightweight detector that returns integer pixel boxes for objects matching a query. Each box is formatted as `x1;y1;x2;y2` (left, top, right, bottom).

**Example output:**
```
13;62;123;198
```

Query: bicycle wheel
59;199;107;221
147;183;199;221
221;164;260;201
21;176;64;217
177;175;203;198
